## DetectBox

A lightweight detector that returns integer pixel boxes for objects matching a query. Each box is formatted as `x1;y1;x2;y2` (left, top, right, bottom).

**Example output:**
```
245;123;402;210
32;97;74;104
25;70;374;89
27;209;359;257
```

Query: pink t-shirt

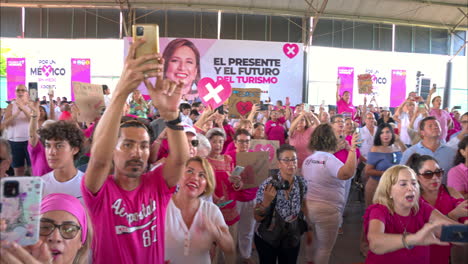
207;155;240;225
81;166;174;264
364;202;434;264
337;98;356;115
225;150;258;202
27;141;52;177
447;163;468;195
421;185;468;264
289;126;314;168
334;135;361;163
429;109;451;141
265;117;286;145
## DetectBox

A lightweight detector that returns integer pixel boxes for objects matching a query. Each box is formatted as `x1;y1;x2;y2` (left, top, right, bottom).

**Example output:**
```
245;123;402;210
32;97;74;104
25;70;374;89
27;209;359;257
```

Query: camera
3;181;19;197
271;178;290;190
136;26;144;36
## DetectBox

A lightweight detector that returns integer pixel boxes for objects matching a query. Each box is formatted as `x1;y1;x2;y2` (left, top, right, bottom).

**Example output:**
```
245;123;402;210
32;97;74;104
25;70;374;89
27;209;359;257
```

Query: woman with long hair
406;153;468;264
448;137;468;199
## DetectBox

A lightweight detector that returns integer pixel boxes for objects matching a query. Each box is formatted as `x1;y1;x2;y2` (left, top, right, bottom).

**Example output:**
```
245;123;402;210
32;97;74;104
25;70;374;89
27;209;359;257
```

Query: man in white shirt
103;84;112;107
39;120;85;202
360;112;377;159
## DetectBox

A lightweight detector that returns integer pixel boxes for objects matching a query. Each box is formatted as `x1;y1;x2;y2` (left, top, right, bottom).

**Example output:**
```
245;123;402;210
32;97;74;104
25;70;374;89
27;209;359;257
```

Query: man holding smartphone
82;39;188;264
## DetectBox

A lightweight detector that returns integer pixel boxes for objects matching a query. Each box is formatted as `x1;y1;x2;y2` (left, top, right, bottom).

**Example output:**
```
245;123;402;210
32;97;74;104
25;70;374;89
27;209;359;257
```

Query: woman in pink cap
0;193;93;264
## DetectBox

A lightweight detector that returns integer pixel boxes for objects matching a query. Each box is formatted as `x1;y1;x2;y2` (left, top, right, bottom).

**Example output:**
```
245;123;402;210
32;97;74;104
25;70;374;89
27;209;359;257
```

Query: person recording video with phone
163;38;201;103
406;153;468;264
363;165;460;264
254;144;308;264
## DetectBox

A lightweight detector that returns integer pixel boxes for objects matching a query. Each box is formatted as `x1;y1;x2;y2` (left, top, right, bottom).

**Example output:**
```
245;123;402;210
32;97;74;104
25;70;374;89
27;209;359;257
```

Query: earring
389;196;393;199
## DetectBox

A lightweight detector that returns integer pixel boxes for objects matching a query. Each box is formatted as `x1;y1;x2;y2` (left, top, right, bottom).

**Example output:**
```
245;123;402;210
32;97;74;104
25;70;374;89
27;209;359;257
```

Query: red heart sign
283;43;299;59
253;144;275;161
197;77;232;109
236;101;253;116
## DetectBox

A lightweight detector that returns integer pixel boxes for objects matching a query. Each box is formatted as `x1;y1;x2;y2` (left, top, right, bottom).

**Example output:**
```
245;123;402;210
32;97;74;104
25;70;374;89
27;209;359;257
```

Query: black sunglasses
418;169;444;180
191;140;199;147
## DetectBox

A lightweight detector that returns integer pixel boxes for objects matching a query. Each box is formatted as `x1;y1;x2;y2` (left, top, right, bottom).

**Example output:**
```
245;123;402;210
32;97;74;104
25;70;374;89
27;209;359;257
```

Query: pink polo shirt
447;163;468;195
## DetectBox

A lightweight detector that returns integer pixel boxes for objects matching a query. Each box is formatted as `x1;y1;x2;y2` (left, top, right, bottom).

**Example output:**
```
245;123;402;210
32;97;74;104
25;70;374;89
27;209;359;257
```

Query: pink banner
390;70;406;107
70;58;91;101
6;58;26;100
337;66;354;102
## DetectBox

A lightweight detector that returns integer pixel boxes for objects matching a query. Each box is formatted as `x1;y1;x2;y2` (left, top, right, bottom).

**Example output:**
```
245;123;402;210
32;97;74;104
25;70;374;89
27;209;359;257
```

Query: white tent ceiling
2;0;468;30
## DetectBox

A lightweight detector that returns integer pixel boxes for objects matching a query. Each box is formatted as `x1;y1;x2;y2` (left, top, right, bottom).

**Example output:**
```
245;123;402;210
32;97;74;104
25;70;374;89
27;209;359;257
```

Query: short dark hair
406;153;438;174
254;122;264;129
38;121;84;160
454;137;468;166
102;84;109;93
276;144;296;159
308;123;337;152
374;123;396;146
330;114;344;123
179;103;191;111
419;116;437;131
191;102;202;108
190;109;200;116
234;129;251;141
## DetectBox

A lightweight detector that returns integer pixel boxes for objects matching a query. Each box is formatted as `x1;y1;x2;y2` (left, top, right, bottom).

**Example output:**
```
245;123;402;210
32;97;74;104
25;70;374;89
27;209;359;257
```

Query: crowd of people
0;39;467;264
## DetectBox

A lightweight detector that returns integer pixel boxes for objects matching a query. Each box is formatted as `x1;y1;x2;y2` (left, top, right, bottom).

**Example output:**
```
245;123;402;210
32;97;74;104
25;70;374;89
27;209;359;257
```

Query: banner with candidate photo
125;38;304;105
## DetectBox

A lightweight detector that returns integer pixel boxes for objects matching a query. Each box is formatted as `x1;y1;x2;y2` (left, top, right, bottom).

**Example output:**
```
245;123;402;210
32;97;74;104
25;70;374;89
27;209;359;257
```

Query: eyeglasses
40;221;81;239
279;158;297;163
236;140;251;144
16;89;27;92
418;169;444;180
191;140;199;147
333;120;345;124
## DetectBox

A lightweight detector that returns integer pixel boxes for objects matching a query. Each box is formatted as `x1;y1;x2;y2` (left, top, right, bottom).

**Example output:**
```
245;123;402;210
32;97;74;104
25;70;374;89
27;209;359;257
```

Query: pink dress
421;185;468;264
363;202;434;264
429;109;451;141
207;155;240;225
81;165;174;264
337;98;356;116
289;126;314;168
265;117;287;145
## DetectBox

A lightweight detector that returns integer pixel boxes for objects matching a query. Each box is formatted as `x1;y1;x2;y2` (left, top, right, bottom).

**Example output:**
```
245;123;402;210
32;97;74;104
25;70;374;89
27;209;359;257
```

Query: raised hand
144;76;183;121
116;39;163;97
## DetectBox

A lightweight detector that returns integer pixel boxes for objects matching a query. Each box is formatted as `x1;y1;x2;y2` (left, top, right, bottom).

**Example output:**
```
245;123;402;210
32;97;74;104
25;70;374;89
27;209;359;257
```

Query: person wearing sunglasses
405;153;468;264
400;116;456;185
363;165;459;264
0;193;92;264
149;124;199;164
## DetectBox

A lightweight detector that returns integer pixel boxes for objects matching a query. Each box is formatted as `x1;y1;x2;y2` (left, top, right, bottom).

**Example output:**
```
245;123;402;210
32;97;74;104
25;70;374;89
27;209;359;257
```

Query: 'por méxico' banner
125;38;304;105
6;57;91;101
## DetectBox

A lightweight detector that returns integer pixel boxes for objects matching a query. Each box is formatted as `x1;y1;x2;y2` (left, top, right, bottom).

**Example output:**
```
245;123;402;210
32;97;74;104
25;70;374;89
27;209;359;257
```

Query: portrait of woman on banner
163;38;201;102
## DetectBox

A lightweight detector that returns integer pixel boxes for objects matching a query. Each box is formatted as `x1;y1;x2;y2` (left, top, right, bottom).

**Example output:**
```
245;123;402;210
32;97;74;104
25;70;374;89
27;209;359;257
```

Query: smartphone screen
28;82;38;101
418;102;425;108
132;24;160;72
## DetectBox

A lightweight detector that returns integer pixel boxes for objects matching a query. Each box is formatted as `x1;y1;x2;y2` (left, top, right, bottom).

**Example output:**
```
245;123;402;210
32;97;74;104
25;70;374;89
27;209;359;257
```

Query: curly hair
308;123;337;152
38;120;84;160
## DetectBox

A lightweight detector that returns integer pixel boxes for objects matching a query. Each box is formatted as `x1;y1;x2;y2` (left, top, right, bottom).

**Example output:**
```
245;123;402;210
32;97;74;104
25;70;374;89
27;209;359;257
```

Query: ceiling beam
403;0;468;9
2;1;467;30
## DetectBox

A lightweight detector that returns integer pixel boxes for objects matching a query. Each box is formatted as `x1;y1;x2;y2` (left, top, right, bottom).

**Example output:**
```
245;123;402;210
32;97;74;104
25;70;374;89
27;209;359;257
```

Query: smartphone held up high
28;82;38;102
132;24;160;72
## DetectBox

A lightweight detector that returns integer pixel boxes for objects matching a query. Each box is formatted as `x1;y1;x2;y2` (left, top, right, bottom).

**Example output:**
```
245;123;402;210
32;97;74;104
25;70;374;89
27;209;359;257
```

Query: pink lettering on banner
70;59;91;101
337;66;354;102
390;70;407;107
6;58;26;100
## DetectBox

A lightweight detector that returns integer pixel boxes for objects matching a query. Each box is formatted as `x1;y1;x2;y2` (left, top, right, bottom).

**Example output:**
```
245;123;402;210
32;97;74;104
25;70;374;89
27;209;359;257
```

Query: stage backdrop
124;37;304;105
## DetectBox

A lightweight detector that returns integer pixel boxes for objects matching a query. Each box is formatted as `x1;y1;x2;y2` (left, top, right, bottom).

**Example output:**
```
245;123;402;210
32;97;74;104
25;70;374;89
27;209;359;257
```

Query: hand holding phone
440;225;468;243
1;177;43;246
28;82;38;102
132;24;160;73
354;128;362;148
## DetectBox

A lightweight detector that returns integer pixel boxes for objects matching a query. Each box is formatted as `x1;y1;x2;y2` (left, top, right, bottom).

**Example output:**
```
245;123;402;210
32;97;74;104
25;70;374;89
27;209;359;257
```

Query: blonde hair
372;165;420;215
186;156;216;198
238;119;253;130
